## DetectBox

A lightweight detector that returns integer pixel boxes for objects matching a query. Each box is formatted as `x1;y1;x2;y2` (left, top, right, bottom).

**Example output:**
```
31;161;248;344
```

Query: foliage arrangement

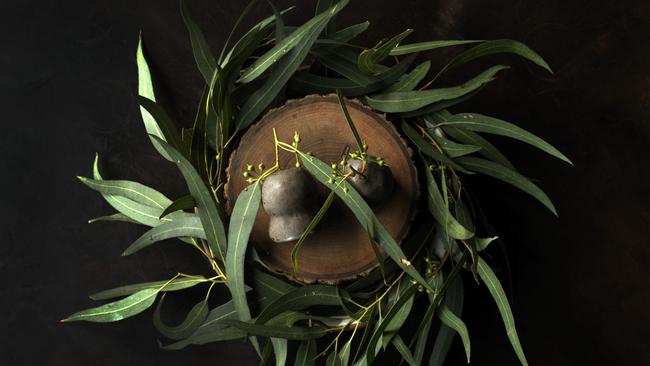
63;1;571;365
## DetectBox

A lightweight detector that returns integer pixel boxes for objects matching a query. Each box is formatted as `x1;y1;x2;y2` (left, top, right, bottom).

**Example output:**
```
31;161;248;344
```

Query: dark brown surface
2;0;650;365
226;95;418;283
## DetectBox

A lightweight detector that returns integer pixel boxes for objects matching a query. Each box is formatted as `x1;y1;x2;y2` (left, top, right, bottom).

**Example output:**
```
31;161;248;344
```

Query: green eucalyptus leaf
384;60;430;93
160;194;196;219
266;0;286;41
394;87;482;118
87;213;138;224
251;268;296;309
438;303;471;362
328;21;369;42
437;113;572;165
357;29;413;74
429;275;464;366
477;257;528;366
180;0;216;84
136;35;174;160
150;136;228;262
390;39;483;56
235;0;349;131
315;0;337;35
90;276;209;301
435;39;552;80
226;182;262;331
314;49;380;86
365;65;508;113
137;96;184;156
429;112;515;169
63;288;159;323
220;320;331;340
297;151;433;293
289;53;415;97
154;296;209;340
424;166;474;240
401;122;472;174
256;285;344;325
326;350;342;366
392;335;417;366
122;215;204;256
238;0;348;84
425;126;482;157
77;176;171;209
458;156;558;215
476;236;498;251
162;325;246;350
271;338;288;366
295;340;317;366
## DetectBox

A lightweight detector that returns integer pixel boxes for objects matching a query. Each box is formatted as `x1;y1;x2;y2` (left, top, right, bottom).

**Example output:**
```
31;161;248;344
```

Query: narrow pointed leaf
429;275;464;366
271;338;288;366
88;212;138;224
357;29;413;74
63;288;159;323
315;49;379;86
180;0;216;84
163;326;246;350
395;87;483;118
390;40;483;56
154;297;209;340
294;340;317;366
226;182;262;350
424;124;482;157
219;320;331;340
438;303;471;362
424;167;474;240
458;156;557;215
392;335;417;366
365;65;508;113
328;21;369;42
477;257;528;366
297;151;433;293
256;285;344;325
150;136;228;262
384;60;430;93
77;176;171;209
138;96;183;155
90;276;208;301
235;0;349;130
122;215;205;256
401;122;472;174
160;194;196;219
439;113;572;164
476;236;498;251
238;0;349;83
436;39;552;79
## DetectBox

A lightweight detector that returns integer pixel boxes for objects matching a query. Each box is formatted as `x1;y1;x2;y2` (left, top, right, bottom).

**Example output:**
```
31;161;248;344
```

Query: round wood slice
226;94;418;284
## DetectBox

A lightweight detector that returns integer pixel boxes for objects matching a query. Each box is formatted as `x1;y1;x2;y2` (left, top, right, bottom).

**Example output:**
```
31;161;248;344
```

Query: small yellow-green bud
293;131;301;144
258;162;265;170
246;164;254;171
242;171;249;178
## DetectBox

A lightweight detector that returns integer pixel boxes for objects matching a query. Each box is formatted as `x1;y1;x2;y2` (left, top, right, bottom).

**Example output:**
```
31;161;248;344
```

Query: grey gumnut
343;158;394;202
261;168;317;243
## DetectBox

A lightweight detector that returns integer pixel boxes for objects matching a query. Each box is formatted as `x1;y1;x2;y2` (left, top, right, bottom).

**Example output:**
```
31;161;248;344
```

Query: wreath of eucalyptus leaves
63;1;572;365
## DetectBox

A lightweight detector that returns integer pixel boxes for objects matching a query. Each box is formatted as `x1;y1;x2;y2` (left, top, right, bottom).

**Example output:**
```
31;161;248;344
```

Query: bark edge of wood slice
225;94;419;284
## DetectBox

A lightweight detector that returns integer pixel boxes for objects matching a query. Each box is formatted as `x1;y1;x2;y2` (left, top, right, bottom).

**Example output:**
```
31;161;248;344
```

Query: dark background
2;0;649;365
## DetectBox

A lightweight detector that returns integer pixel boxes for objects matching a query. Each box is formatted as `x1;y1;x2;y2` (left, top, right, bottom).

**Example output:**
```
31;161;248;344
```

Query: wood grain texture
225;95;419;283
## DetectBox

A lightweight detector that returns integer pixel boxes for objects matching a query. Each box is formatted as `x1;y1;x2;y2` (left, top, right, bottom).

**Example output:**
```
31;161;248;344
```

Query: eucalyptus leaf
122;215;205;256
256;285;344;325
137;96;183;156
77;176;171;209
426;127;482;158
476;236;498;251
357;29;412;74
389;39;483;56
435;39;552;80
394;87;483;118
437;113;572;165
314;49;379;86
271;338;287;366
438;303;471;362
238;0;349;83
63;288;159;323
365;65;508;113
457;156;558;215
294;340;317;366
429;275;464;366
328;21;369;42
251;268;296;309
235;0;349;130
437;125;515;170
90;276;209;301
180;0;216;84
401;122;472;174
424;166;475;240
384;60;430;93
150;136;228;262
477;257;528;366
220;320;331;340
391;335;417;366
154;297;209;340
226;182;262;334
160;194;196;219
296;151;433;293
87;213;138;224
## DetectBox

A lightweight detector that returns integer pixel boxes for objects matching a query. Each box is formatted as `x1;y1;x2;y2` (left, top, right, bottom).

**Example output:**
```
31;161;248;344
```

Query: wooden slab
225;95;419;284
